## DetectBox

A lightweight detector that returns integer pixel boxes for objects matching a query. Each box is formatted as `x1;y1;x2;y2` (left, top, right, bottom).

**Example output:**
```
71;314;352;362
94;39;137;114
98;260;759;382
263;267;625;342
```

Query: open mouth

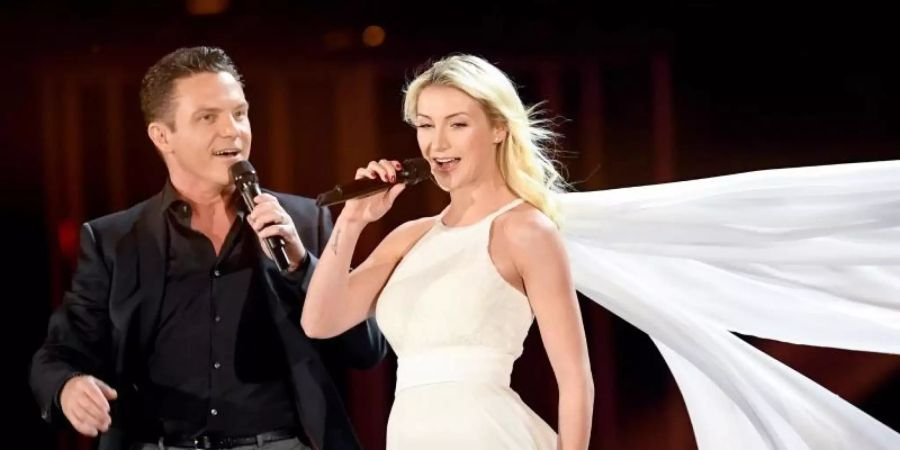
432;157;461;171
213;149;242;158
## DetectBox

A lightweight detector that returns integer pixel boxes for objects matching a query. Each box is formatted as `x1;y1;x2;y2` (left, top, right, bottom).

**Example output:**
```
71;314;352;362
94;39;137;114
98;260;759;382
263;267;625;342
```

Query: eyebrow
416;112;469;120
193;102;249;114
193;108;221;116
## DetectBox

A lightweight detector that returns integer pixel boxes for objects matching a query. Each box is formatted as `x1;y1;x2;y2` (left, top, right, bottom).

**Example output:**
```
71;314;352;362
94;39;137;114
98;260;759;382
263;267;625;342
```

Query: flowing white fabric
559;159;900;449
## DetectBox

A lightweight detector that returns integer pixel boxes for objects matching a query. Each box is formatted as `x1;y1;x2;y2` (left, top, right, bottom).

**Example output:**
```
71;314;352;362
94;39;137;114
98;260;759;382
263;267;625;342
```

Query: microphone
315;157;432;207
229;160;292;272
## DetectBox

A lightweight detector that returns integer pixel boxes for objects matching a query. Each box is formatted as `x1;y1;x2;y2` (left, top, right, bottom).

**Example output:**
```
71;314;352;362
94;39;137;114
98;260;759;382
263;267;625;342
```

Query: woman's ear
493;124;508;144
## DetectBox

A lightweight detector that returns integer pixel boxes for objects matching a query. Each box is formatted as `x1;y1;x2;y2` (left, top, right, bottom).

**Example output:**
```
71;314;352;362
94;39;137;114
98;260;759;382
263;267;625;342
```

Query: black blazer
29;188;386;450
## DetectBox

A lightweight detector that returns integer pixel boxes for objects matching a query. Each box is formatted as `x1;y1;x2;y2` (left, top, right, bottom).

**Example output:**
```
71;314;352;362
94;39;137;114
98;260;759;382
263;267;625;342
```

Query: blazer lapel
134;192;168;352
107;192;166;360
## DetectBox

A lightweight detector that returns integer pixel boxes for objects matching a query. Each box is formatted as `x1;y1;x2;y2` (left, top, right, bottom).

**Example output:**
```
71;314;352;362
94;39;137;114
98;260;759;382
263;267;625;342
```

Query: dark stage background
4;2;899;449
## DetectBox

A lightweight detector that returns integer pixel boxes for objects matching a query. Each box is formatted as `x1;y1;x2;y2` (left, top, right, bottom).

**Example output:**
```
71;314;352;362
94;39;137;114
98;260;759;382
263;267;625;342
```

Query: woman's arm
501;210;594;449
301;159;432;338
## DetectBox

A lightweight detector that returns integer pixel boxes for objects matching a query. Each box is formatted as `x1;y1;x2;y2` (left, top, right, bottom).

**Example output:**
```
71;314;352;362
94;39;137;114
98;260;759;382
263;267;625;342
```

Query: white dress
376;199;557;450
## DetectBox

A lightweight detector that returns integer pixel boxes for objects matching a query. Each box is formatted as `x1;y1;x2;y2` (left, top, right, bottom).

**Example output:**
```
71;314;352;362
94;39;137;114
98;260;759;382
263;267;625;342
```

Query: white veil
560;160;900;449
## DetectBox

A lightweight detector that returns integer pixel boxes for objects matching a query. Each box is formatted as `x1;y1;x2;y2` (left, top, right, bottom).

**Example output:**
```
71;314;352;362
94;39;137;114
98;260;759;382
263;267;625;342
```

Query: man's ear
147;121;173;154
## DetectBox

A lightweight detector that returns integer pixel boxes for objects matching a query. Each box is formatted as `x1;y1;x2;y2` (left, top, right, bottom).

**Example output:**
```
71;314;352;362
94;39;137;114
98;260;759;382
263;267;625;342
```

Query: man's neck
169;177;237;219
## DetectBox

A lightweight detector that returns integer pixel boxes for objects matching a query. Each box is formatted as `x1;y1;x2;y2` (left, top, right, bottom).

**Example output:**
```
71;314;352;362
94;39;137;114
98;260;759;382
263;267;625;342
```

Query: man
30;46;385;450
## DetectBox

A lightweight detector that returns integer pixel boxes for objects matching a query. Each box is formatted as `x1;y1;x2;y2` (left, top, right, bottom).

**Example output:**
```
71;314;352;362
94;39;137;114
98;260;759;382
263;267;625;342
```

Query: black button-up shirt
137;182;298;437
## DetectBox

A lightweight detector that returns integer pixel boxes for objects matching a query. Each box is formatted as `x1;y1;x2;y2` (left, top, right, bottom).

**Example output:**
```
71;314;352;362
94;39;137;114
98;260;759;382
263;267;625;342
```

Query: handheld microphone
315;157;432;207
229;160;292;271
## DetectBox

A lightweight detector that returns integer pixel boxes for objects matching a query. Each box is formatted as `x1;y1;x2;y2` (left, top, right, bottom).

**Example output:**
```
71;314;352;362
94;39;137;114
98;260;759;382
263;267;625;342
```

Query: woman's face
413;85;506;192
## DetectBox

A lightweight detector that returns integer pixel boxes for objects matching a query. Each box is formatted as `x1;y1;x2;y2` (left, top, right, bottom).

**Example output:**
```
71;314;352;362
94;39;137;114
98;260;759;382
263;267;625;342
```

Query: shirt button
210;408;218;416
213;361;221;369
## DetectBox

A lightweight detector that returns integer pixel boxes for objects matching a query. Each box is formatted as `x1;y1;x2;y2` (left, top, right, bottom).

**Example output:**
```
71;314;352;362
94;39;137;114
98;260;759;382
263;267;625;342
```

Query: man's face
153;71;251;190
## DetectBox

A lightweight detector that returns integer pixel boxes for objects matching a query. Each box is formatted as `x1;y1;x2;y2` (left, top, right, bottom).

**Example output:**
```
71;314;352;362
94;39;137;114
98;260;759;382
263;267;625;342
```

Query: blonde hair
403;54;567;225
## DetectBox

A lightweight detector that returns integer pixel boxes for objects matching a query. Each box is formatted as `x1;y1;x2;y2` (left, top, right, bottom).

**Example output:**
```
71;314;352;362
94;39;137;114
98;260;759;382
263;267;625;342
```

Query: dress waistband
395;346;516;392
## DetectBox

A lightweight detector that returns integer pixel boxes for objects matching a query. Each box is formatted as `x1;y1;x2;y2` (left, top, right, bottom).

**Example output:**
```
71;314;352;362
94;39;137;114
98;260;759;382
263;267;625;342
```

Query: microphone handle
239;181;291;271
316;178;402;207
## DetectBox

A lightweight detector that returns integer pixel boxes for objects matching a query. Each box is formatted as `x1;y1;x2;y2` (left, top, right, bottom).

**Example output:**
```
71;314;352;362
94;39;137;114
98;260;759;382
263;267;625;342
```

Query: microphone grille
402;157;432;184
229;160;257;183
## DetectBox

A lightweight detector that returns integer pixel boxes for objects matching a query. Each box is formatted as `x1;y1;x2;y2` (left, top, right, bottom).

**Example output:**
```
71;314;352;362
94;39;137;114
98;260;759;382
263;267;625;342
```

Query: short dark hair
139;46;243;127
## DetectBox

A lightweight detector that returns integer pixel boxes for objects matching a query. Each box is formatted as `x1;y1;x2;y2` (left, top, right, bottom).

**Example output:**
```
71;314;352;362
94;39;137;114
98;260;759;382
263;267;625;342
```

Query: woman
302;54;592;449
305;54;900;449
